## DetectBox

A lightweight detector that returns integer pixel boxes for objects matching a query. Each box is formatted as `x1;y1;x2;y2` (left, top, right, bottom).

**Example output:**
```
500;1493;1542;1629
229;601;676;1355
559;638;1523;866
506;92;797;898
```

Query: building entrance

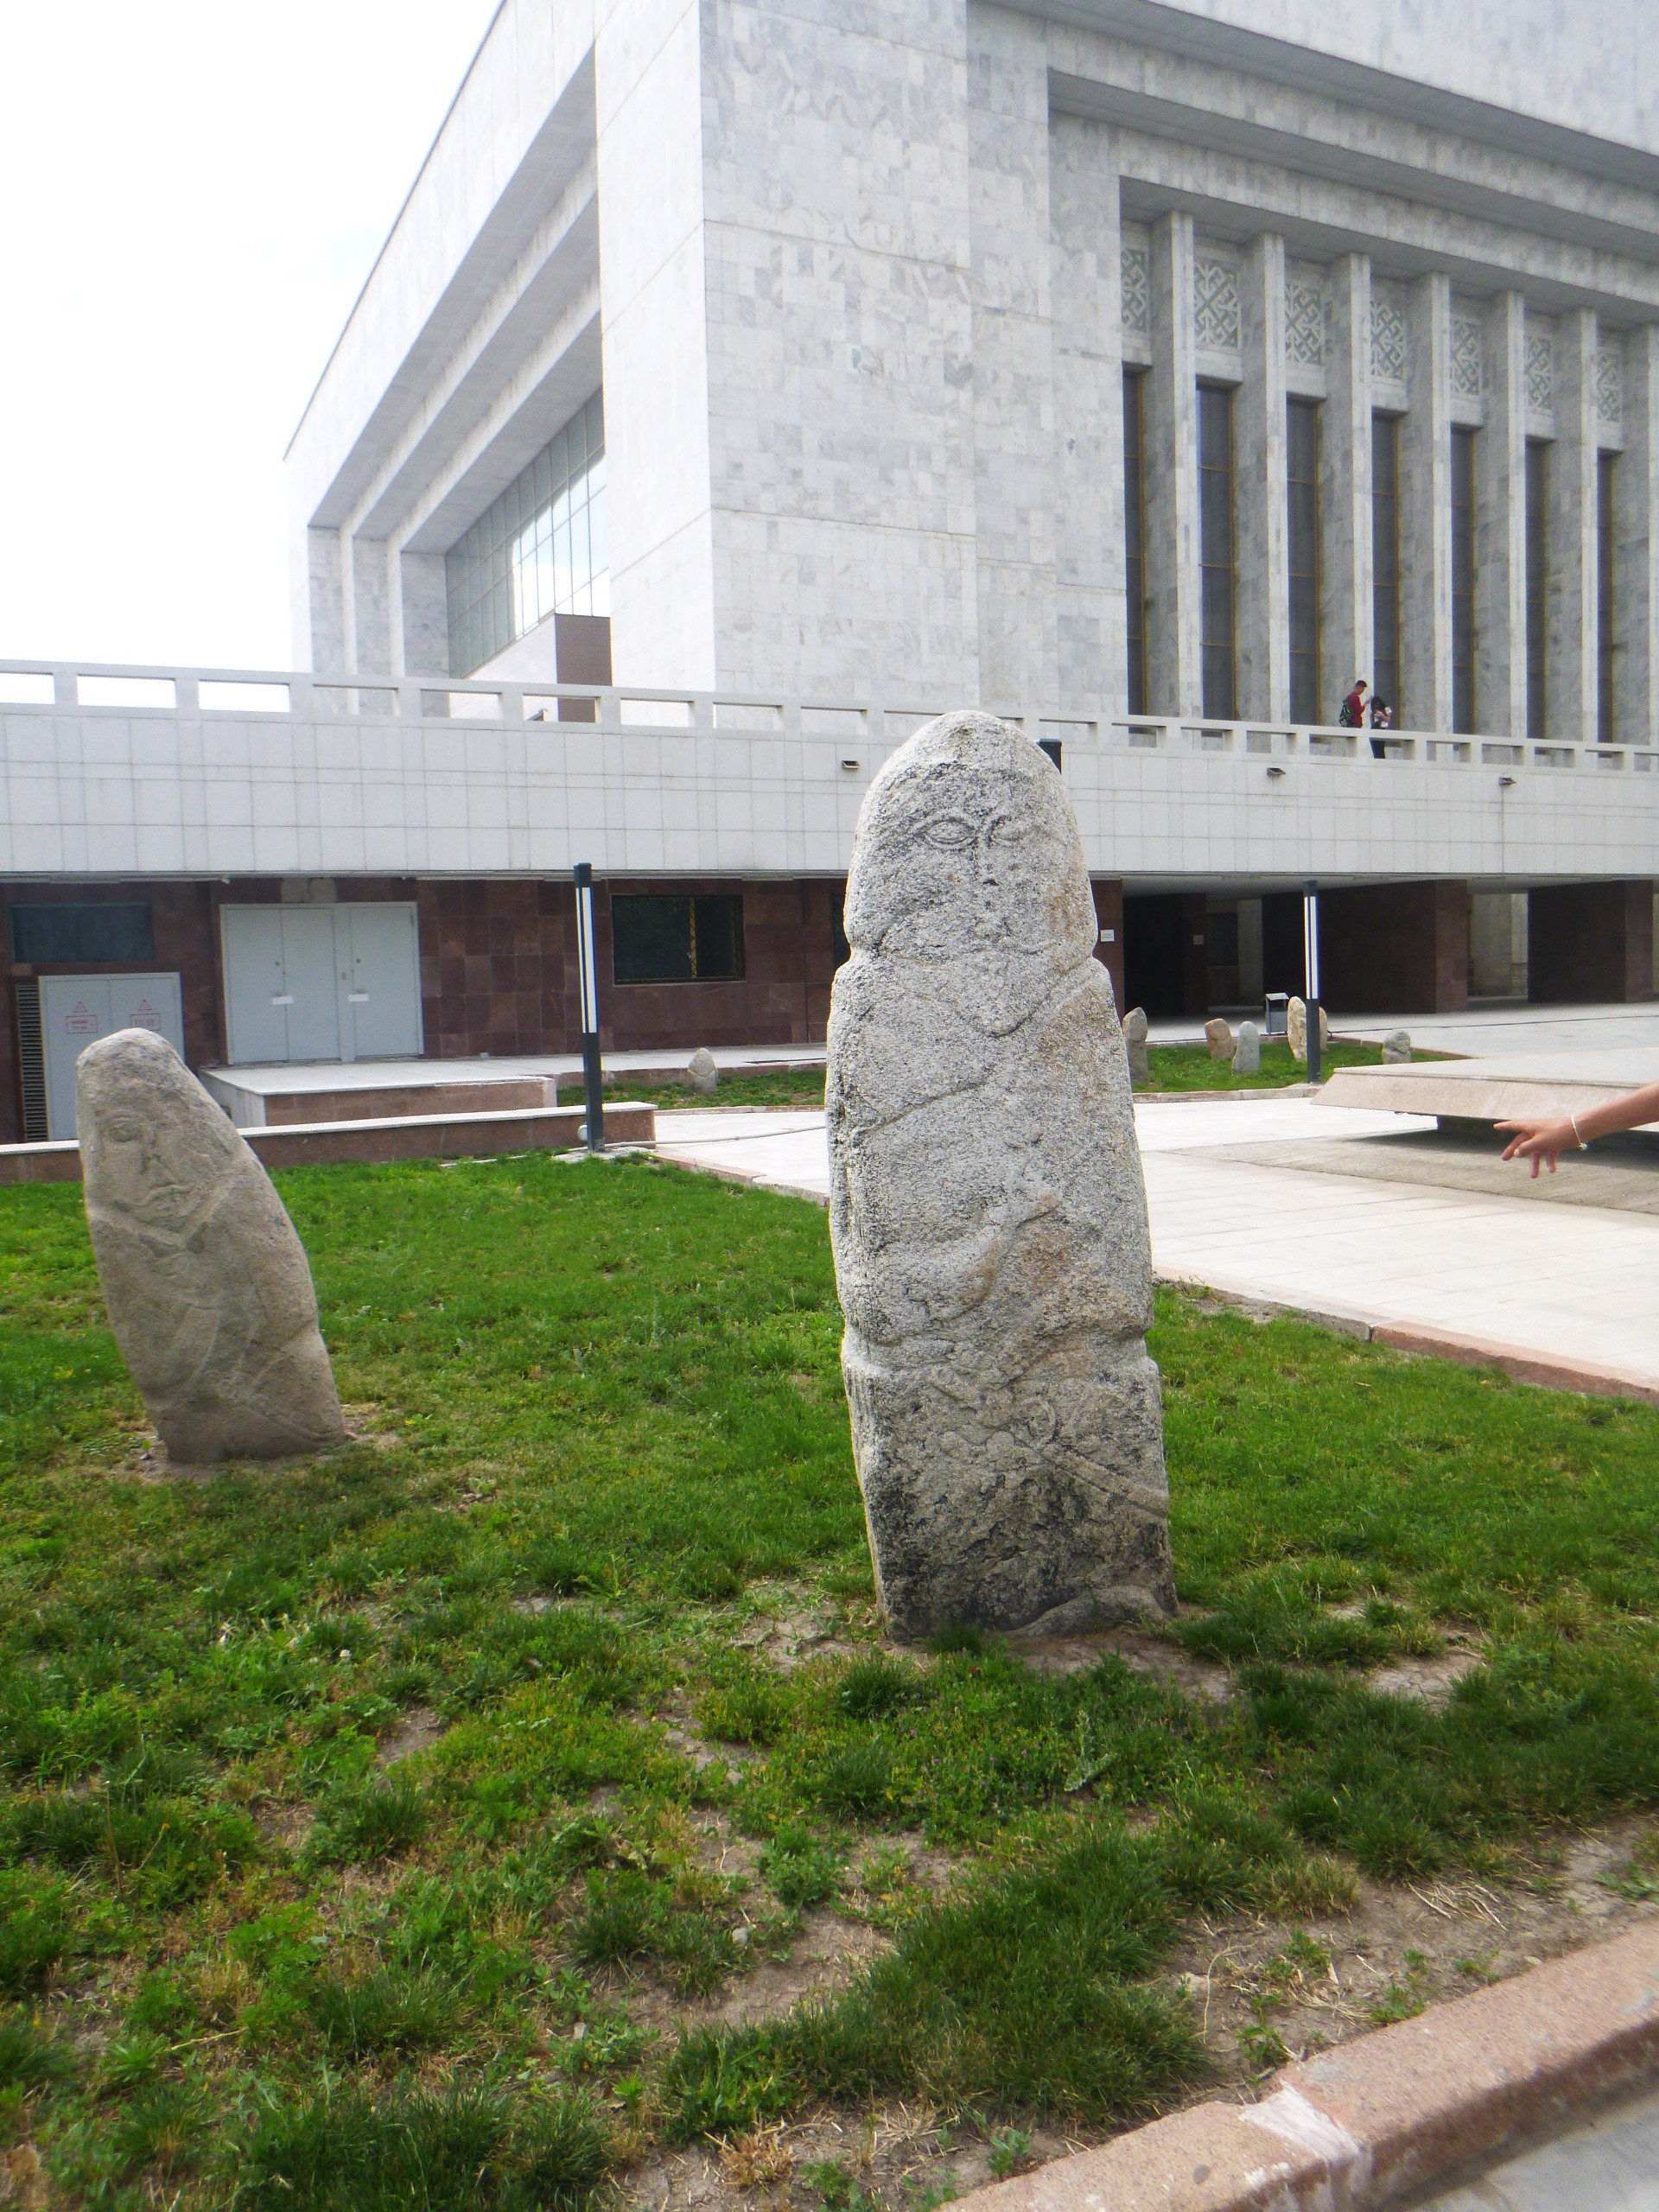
220;904;422;1066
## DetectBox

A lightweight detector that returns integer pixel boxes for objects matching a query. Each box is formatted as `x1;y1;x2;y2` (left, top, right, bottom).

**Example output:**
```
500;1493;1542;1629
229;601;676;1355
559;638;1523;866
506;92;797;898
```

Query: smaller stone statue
1286;996;1330;1065
1232;1020;1261;1074
1381;1030;1412;1065
687;1047;720;1096
1123;1007;1151;1086
78;1029;348;1465
1204;1017;1235;1061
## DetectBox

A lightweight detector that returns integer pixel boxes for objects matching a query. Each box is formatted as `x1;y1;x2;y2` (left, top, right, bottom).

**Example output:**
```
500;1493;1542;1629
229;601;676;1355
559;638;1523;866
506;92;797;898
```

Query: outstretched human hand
1497;1080;1659;1178
1496;1119;1573;1178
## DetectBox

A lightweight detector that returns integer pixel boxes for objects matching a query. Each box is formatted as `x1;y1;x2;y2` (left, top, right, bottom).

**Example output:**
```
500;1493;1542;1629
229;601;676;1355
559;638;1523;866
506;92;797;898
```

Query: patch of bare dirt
1005;1621;1231;1703
375;1707;447;1767
1368;1636;1485;1706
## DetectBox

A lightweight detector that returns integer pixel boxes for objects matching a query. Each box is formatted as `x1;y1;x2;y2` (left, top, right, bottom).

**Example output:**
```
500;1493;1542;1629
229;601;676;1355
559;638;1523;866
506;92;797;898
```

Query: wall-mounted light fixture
1498;774;1516;788
1267;766;1287;779
840;758;860;772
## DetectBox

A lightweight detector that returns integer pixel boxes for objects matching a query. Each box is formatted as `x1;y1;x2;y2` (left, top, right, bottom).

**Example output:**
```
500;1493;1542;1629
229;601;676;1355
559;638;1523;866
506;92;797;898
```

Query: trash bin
1263;993;1289;1039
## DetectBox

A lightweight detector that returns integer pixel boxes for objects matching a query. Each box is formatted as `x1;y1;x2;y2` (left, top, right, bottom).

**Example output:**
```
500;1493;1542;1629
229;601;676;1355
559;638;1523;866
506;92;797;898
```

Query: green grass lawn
625;1038;1394;1113
3;1155;1656;2209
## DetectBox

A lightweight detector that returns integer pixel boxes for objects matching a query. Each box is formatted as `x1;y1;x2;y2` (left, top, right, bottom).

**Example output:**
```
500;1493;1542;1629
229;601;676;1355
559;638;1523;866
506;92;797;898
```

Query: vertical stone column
1049;121;1126;719
1236;232;1289;721
1477;292;1528;739
1147;211;1200;717
969;8;1057;708
1548;308;1599;742
397;551;452;677
1401;273;1452;732
1321;253;1373;719
1618;325;1659;747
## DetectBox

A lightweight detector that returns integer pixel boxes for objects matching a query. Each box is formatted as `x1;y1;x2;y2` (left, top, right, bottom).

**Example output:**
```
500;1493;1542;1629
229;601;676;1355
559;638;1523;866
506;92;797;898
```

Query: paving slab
652;1095;1659;1395
1322;1047;1659;1125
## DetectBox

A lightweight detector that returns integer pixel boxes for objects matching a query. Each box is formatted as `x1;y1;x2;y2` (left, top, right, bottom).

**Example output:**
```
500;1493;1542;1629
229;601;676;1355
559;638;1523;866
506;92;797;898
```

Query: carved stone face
843;712;1097;1032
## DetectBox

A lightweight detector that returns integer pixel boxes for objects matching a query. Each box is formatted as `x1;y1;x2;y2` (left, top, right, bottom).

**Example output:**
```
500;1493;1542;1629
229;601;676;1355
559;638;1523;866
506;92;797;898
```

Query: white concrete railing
4;659;1657;776
5;658;1659;887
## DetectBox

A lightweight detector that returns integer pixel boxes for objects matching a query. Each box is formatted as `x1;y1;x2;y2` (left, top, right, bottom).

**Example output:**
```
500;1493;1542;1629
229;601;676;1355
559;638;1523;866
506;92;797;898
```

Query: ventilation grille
15;978;47;1141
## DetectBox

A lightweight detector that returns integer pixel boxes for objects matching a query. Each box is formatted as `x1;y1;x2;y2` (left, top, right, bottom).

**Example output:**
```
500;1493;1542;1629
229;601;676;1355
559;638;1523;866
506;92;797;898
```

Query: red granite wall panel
1529;880;1656;1004
1317;880;1471;1013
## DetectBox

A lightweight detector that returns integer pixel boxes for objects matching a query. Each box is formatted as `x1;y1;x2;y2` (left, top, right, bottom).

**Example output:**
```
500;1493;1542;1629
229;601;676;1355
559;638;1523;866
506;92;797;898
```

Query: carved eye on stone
988;815;1034;845
921;815;979;850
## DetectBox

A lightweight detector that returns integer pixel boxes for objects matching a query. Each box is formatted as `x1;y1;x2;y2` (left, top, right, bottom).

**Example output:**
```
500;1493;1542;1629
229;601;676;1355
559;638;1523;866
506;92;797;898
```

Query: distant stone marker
1122;1006;1151;1086
78;1029;348;1466
1287;995;1330;1065
1205;1017;1235;1061
824;710;1176;1642
1233;1019;1261;1074
687;1047;719;1096
1382;1030;1413;1065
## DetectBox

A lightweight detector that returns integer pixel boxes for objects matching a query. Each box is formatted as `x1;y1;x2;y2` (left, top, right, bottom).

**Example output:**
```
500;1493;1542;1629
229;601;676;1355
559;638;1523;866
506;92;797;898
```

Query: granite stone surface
825;711;1175;1641
77;1029;347;1465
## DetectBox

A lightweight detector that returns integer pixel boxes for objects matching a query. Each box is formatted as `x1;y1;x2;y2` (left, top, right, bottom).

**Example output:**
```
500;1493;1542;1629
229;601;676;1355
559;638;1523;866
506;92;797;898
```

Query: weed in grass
97;2028;169;2091
664;2026;799;2140
569;1869;736;1998
816;1735;898;1821
836;1655;926;1719
760;1823;843;1910
699;1672;791;1745
986;2125;1033;2179
0;2010;68;2089
238;2079;610;2212
802;2158;881;2212
308;1965;461;2056
1605;1833;1659;1903
0;1874;69;1995
305;1772;429;1864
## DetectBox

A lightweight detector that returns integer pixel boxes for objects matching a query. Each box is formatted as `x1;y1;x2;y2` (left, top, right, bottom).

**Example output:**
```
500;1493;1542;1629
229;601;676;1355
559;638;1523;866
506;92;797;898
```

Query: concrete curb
1163;1274;1659;1405
950;1927;1659;2212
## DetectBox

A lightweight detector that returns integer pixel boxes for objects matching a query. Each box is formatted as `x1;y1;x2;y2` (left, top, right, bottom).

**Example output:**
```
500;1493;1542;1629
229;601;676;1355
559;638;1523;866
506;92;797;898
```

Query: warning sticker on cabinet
130;999;162;1030
65;1001;95;1033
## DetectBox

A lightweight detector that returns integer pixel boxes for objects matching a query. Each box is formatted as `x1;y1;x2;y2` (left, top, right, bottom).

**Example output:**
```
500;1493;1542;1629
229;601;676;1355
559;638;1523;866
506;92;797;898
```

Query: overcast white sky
0;1;499;671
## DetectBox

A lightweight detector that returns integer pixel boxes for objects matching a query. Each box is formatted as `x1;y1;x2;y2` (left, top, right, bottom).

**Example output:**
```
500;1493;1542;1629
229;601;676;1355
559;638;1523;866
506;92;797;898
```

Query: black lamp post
572;862;605;1151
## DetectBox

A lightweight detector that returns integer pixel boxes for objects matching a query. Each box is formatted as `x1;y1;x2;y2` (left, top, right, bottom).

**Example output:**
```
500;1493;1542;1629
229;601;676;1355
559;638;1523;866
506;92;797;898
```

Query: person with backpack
1338;677;1369;728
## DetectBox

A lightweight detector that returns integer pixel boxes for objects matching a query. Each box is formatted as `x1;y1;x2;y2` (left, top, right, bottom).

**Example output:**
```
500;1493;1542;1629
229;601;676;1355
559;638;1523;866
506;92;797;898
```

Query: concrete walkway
654;1092;1659;1394
1420;2080;1659;2209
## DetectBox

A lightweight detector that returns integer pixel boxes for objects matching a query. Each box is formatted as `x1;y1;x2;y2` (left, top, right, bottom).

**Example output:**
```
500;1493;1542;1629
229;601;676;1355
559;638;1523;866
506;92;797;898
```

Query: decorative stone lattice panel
1371;296;1408;385
1526;330;1554;410
1451;317;1484;399
1287;283;1325;368
1598;344;1623;424
1121;245;1149;336
1193;257;1240;352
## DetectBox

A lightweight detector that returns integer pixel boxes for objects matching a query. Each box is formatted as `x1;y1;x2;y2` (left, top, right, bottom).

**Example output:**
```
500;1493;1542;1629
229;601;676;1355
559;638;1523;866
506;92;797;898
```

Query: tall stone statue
825;712;1176;1641
78;1029;348;1465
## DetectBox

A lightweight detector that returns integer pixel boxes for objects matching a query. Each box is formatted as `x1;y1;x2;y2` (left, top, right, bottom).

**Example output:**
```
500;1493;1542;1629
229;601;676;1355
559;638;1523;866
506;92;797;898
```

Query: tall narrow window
1525;440;1548;739
1599;451;1618;741
1452;427;1477;734
1198;386;1236;719
1371;413;1401;721
1287;400;1320;722
1123;369;1147;714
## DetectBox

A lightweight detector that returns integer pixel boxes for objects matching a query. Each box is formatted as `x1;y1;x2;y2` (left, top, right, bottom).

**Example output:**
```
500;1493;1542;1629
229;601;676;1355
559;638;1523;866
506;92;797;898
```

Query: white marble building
7;1;1659;1143
290;0;1659;751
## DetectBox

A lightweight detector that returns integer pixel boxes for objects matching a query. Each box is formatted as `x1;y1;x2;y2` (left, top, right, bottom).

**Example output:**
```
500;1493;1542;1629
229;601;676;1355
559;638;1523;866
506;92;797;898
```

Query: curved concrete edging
949;1925;1659;2212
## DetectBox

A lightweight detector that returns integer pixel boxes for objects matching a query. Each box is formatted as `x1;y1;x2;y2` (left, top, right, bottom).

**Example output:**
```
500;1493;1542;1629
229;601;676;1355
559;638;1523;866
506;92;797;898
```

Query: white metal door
220;904;420;1066
340;904;423;1059
279;908;340;1063
39;971;185;1140
220;907;289;1065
